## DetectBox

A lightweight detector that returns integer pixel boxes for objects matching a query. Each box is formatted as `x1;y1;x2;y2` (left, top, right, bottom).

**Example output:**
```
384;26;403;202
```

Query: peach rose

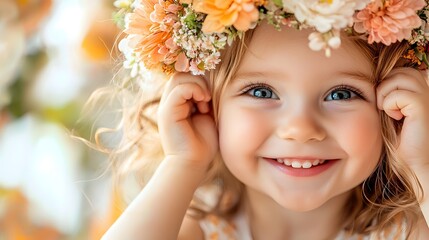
354;0;426;45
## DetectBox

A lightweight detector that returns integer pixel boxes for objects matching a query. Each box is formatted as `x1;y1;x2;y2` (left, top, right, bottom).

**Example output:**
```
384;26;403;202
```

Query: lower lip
265;158;339;177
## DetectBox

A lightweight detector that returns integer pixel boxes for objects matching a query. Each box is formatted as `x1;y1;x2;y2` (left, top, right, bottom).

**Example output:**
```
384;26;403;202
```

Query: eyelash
239;82;366;100
239;82;276;98
330;84;366;100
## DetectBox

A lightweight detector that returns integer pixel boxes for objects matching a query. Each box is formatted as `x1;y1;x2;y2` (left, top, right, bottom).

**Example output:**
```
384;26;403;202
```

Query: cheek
218;106;271;161
334;110;383;174
343;117;379;149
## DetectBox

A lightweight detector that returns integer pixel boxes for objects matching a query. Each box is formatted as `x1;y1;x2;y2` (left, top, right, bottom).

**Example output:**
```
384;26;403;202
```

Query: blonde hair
91;26;423;237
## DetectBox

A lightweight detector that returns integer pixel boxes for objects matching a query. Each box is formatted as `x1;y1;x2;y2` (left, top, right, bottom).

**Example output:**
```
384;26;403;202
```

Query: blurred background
0;0;126;239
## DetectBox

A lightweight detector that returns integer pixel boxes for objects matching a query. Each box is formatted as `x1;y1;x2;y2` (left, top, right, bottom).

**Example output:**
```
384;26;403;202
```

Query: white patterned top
199;213;406;240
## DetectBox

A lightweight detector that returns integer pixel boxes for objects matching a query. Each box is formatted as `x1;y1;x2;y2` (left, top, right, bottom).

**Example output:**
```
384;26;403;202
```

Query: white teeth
291;161;301;168
302;161;312;169
276;159;327;168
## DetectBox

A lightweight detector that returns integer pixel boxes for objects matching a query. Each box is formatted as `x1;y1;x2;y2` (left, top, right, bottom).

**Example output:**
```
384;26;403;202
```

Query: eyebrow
233;71;373;83
232;72;284;82
336;71;373;83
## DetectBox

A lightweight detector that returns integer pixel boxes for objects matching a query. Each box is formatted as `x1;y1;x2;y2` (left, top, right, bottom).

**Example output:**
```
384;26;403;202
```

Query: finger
196;101;210;114
381;90;420;120
386;68;428;87
163;72;211;102
377;71;423;110
166;83;206;107
161;83;209;121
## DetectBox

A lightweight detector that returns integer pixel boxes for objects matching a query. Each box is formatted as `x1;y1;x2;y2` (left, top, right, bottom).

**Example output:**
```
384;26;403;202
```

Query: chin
272;194;329;212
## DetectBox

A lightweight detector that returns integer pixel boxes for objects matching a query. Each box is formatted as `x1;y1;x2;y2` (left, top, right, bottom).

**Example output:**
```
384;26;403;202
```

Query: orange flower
126;0;181;71
354;0;426;45
195;0;259;33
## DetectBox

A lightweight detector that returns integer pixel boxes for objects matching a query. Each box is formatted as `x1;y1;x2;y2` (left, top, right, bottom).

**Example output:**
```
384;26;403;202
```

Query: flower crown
114;0;429;77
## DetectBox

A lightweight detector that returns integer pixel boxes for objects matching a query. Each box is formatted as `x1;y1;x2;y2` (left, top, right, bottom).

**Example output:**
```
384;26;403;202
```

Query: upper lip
265;156;338;161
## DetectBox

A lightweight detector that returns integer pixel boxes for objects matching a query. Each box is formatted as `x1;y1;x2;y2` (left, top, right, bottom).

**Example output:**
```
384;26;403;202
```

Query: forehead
236;23;372;80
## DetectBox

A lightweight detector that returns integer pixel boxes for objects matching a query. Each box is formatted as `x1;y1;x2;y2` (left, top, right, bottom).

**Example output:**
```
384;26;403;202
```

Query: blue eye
325;86;363;101
239;82;279;99
326;90;353;100
248;87;277;99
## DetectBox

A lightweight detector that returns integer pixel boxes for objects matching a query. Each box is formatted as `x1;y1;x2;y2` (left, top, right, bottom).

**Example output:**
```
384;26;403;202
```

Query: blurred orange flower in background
0;190;60;240
81;8;121;61
0;0;126;239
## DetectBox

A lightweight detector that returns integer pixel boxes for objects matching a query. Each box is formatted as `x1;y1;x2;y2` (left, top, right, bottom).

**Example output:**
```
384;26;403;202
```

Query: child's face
217;23;383;211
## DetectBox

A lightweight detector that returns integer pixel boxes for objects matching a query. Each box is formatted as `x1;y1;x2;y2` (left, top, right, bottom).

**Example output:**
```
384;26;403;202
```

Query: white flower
189;60;204;75
118;36;133;56
114;0;133;9
309;29;341;57
119;35;145;78
283;0;370;33
124;12;132;30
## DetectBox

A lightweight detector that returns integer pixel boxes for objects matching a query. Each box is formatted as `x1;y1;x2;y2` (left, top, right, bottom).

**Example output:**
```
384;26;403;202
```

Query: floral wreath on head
114;0;429;77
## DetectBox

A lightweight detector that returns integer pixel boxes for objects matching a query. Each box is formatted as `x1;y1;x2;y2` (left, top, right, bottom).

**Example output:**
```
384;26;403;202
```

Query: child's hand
377;68;429;169
158;73;218;169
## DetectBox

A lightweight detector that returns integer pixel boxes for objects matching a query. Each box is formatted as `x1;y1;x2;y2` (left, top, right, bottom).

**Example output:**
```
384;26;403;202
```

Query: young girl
100;0;429;239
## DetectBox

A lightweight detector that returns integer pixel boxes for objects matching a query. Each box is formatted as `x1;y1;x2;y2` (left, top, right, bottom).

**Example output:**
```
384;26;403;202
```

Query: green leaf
273;0;283;8
184;12;202;30
422;52;429;67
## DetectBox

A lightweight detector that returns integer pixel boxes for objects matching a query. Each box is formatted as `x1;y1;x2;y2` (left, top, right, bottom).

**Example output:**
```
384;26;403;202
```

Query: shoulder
178;215;204;240
179;214;239;240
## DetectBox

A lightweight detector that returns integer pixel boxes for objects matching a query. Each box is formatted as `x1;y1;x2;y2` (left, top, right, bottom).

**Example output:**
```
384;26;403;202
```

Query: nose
276;110;326;143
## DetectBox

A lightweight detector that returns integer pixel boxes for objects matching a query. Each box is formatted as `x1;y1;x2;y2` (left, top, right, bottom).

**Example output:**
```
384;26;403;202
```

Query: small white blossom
309;29;341;57
114;0;133;9
189;60;204;75
118;36;146;78
173;8;228;75
123;12;133;30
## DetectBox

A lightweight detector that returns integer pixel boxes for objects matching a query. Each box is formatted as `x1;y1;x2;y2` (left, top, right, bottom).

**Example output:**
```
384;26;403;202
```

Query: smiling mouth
268;158;328;169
